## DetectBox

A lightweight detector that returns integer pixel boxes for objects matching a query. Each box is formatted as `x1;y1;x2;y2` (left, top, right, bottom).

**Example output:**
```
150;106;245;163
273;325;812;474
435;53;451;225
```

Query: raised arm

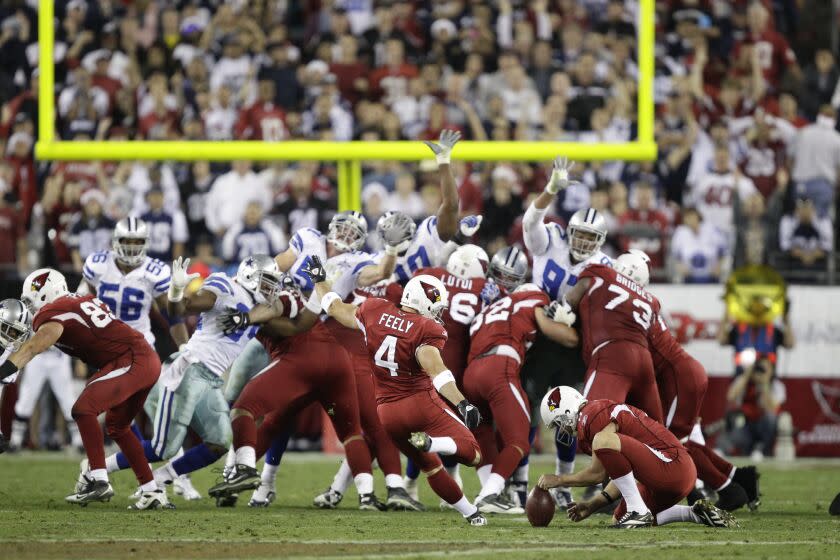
423;129;461;241
167;257;211;319
524;157;575;255
154;293;189;346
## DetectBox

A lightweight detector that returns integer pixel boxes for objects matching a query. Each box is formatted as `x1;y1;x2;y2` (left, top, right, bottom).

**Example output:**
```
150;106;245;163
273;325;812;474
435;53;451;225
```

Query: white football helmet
567;208;607;262
540;386;587;445
0;299;32;350
328;211;368;252
21;268;69;313
401;274;449;322
446;244;489;279
236;254;279;293
615;249;651;288
112;217;150;267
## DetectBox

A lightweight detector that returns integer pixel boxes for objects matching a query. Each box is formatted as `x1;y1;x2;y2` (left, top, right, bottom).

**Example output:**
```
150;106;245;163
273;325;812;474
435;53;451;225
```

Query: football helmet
328;211;368;252
540;386;587;445
401;274;449;322
615;249;651;288
112;217;150;267
0;299;32;350
377;211;417;252
21;269;68;313
236;254;279;293
567;208;607;262
489;246;529;291
446;244;489;279
256;270;296;305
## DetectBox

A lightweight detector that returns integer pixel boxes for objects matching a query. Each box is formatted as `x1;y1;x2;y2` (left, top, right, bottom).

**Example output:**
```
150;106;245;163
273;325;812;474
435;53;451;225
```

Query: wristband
385;244;399;256
168;284;185;303
435;153;450;165
320;292;342;314
432;369;456;392
0;360;19;381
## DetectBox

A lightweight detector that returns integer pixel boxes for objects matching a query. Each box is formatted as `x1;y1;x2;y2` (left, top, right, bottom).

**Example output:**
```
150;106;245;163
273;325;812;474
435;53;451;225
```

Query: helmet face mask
0;299;32;351
237;254;278;293
540;386;587;446
567;208;607;262
256;270;295;304
112;218;150;267
328;211;368;252
489;247;529;291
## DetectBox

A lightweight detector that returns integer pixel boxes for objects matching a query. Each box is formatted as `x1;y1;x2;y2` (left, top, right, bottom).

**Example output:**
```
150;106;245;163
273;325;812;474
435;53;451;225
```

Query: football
526;486;555;527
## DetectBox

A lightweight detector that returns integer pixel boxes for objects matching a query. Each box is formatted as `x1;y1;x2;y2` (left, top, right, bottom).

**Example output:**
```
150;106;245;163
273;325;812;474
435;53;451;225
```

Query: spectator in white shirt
791;105;840;216
386;172;425;220
390;77;433;139
209;35;253;104
205;161;272;238
499;65;542;126
222;201;287;264
203;85;238;140
670;207;728;284
779;198;833;271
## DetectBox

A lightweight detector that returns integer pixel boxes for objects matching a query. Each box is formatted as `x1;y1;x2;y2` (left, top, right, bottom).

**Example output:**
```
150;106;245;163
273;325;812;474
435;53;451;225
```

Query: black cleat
66;479;115;506
732;466;761;511
611;510;654;529
0;433;7;454
692;499;738;528
686;488;704;505
466;511;488;526
359;492;388;511
830;492;840;516
386;486;425;511
208;464;260;497
216;494;239;507
715;482;748;512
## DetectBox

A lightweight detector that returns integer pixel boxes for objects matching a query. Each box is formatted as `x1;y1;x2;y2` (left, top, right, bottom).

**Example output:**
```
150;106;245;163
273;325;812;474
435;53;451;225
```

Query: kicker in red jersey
576;399;682;457
354;298;447;404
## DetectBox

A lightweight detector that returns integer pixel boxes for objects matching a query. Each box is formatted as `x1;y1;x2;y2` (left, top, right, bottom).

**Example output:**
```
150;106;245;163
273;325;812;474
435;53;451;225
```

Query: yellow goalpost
34;0;657;211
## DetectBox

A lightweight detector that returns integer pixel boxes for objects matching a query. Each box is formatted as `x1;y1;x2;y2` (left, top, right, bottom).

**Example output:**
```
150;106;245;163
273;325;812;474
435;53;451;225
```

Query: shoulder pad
83;251;110;283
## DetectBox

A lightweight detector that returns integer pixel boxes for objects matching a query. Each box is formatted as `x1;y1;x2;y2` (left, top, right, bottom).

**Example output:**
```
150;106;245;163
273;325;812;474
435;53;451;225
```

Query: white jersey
181;273;259;377
288;227;328;292
670;223;728;281
688;171;757;243
83;251;171;345
349;251;396;306
325;250;376;300
394;216;449;283
523;210;612;300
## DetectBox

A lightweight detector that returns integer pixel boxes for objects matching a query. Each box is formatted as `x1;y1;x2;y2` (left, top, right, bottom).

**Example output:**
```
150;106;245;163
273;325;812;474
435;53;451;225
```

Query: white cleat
75;458;90;494
174;474;202;501
475;493;525;514
248;483;276;508
404;476;420;501
129;488;175;510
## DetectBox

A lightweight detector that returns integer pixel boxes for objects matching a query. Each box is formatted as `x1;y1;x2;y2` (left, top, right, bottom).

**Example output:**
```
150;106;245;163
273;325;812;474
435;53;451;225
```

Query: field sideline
1;453;838;559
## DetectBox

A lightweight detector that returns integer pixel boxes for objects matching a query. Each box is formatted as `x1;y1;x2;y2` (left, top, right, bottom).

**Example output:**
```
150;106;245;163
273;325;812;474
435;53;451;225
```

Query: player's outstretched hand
301;255;327;283
169;256;201;302
457;399;482;429
379;212;415;256
480;279;501;305
458;215;482;238
567;501;595;523
423;129;461;164
545;156;576;195
218;308;250;334
537;473;563;490
544;299;576;326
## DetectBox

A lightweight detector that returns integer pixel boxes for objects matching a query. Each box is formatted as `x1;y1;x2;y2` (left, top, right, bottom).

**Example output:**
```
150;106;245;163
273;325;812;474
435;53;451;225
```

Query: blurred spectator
141;187;188;262
800;49;838;120
205;161;271;239
67;190;115;273
779;198;833;274
618;181;670;276
387;172;424;220
235;79;288;141
272;167;333;237
222;201;287;264
734;111;790;200
734;1;799;91
479;166;523;247
790;105;840;216
733;192;783;268
670;207;728;283
0;164;27;279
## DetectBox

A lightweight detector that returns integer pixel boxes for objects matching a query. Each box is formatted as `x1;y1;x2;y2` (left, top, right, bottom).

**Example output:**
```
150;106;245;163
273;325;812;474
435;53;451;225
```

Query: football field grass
0;453;838;559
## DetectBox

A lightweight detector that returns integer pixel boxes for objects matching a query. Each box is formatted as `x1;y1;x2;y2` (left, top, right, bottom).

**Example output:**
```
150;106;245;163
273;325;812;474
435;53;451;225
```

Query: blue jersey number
98;283;145;322
91;252;107;264
146;259;164;276
225;303;259;342
396;246;430;283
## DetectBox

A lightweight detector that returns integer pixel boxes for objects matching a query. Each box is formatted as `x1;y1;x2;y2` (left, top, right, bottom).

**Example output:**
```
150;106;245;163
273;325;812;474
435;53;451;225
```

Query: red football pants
462;354;531;480
584;341;663;422
657;355;708;440
72;347;161;484
350;352;402;477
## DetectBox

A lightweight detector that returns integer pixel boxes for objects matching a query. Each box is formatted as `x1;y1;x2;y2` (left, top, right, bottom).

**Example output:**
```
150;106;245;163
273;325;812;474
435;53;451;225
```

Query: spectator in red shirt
733;1;798;90
618;181;671;276
235;79;288;141
3;132;36;228
329;35;369;106
736;111;789;199
369;38;419;104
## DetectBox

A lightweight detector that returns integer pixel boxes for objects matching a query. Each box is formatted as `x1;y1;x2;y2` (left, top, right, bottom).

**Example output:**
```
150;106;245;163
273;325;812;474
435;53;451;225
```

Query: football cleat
208;464;260;497
829;492;840;516
509;481;528;508
359;492;388;511
408;432;432;452
216;494;239;507
249;483;276;508
404;476;420;501
611;510;654;529
313;488;343;509
714;482;748;512
686;488;704;506
732;466;761;511
75;458;90;494
692;499;738;528
66;479;114;506
475;493;525;514
128;486;143;499
386;486;425;511
550;487;573;511
0;433;8;454
466;511;488;526
174;474;202;501
129;489;174;510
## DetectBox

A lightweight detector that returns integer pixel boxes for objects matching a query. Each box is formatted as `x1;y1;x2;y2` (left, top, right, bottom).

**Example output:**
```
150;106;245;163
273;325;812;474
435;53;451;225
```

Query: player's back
577;399;682;456
648;316;689;373
578;264;660;359
82;251;171;345
468;287;549;363
33;294;149;369
355;297;447;403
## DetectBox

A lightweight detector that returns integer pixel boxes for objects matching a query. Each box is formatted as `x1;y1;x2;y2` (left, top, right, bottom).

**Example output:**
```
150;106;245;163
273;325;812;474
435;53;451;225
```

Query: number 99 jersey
83;251;172;345
529;222;612;300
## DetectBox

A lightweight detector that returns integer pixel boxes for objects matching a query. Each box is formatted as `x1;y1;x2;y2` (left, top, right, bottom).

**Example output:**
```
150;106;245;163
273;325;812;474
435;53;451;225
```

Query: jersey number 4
604;284;653;329
374;335;399;376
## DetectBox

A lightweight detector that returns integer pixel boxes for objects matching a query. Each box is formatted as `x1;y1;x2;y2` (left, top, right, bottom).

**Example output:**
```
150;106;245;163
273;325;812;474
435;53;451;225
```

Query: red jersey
33;294;150;369
617;209;670;271
576;399;682;457
468;288;549;363
578;265;660;360
737;138;786;199
355;298;447;404
235;102;287;141
648;315;689;373
734;30;796;88
258;321;337;360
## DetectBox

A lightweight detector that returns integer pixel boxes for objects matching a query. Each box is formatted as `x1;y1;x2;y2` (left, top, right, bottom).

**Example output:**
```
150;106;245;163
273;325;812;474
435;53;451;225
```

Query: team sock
170;444;223;476
451;496;479;518
130;423;143;441
428;436;457;455
354;472;374;495
140;479;159;493
476;473;506;501
385;474;404;489
89;468;108;482
75;414;106;471
427;468;466;508
331;460;354;494
595;448;649;514
656;504;700;525
405;458;420;480
235;446;256;469
476;464;492;486
265;433;289;467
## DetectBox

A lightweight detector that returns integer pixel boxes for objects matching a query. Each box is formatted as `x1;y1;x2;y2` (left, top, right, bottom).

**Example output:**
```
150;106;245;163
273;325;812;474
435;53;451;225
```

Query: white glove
545;156;575;195
458;215;483;238
385;239;411;256
423;129;461;165
168;257;200;303
545;299;576;326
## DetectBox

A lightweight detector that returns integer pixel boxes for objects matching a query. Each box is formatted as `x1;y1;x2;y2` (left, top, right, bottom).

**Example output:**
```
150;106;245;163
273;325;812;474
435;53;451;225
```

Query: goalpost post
35;0;657;212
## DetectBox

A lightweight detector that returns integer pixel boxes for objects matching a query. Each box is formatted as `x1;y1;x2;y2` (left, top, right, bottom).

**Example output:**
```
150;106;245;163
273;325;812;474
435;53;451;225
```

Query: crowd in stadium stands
0;0;839;294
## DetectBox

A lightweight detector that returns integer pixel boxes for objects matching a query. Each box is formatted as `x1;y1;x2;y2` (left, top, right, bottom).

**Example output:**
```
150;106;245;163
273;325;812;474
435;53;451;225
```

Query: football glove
218;309;250;334
301;255;327;283
544;299;576;326
378;212;415;255
169;256;200;302
545;156;575;195
423;129;461;164
457;400;482;430
479;280;501;305
453;215;483;244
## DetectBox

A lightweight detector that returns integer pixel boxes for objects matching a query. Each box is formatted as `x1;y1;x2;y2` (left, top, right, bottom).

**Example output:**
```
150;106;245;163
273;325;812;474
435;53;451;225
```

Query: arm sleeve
82;254;99;285
522;202;551;255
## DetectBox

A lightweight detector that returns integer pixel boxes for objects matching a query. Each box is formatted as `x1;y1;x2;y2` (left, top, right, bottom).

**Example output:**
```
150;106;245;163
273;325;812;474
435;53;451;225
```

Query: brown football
526;486;555;527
